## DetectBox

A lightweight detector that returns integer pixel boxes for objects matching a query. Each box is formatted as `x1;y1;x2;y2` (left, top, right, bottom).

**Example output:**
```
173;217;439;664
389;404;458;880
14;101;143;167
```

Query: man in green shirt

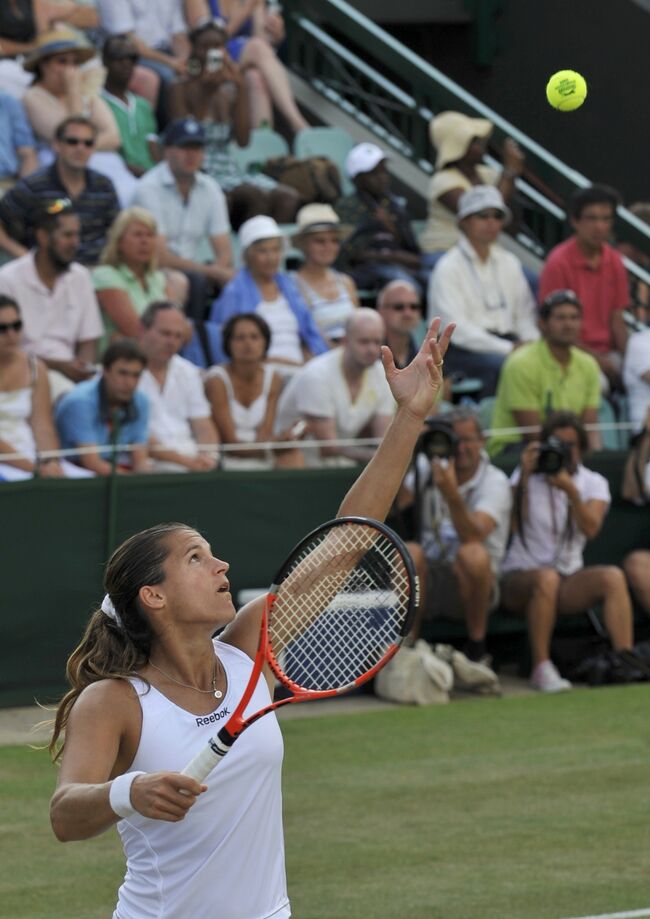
488;289;602;456
101;35;160;176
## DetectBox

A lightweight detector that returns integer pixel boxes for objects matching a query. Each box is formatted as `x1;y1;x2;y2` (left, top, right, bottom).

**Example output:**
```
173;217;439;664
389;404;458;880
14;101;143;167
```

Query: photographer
397;407;512;680
500;411;636;692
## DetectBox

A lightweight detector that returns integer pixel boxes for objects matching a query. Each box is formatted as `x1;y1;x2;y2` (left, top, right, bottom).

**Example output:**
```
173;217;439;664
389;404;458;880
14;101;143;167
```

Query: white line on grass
562;909;650;919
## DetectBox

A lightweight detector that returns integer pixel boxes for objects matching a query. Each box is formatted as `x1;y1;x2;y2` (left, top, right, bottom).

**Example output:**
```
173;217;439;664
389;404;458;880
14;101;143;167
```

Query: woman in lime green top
93;207;187;350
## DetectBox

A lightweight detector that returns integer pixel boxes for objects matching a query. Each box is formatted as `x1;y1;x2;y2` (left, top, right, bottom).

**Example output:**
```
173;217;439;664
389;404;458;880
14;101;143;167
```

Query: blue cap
163;118;206;147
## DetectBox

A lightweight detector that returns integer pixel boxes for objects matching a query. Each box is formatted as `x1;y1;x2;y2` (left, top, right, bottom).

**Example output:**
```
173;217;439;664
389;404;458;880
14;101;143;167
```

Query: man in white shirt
138;300;220;472
427;185;538;395
396;407;511;685
500;411;636;692
133;117;234;319
275;308;395;466
623;326;650;435
0;201;103;402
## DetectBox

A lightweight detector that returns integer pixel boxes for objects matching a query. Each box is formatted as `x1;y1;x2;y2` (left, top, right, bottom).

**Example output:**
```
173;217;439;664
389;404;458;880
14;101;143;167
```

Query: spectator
133;116;233;320
194;0;309;133
622;323;650;435
20;26;138;204
0;200;103;402
205;312;304;469
210;215;327;369
274;308;394;466
290;203;359;348
396;407;511;680
539;184;629;392
623;547;650;619
0;1;99;98
376;278;422;370
96;0;190;121
168;19;299;229
138;300;220;472
0;293;91;481
0;92;38;190
420;111;524;257
488;289;602;456
427;185;538;396
100;35;160;178
55;338;151;475
0;115;119;265
336;143;431;296
93;207;188;349
500;411;636;692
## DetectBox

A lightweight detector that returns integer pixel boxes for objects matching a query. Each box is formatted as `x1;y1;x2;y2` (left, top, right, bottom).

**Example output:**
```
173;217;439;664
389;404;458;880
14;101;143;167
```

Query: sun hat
239;215;284;252
457;185;512;225
23;26;96;73
429;111;493;170
345;142;388;179
291;204;342;244
162;117;206;147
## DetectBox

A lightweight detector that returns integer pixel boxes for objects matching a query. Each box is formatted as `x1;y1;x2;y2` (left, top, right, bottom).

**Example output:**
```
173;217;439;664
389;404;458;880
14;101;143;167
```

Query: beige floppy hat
430;111;493;170
291;204;342;245
23;26;96;74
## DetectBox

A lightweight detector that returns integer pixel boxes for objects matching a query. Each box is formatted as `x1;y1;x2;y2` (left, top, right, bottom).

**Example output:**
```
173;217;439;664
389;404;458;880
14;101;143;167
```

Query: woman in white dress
0;294;90;480
205;312;304;468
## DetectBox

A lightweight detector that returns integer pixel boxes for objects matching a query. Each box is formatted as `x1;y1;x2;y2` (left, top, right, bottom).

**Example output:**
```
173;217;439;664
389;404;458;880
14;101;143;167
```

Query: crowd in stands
1;3;649;697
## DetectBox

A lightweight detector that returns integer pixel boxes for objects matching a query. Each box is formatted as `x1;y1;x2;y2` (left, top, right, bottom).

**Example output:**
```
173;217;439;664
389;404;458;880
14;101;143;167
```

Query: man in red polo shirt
539;184;629;391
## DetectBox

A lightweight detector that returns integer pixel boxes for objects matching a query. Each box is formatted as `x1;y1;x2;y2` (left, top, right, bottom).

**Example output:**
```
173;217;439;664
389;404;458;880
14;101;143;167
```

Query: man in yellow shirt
488;289;602;456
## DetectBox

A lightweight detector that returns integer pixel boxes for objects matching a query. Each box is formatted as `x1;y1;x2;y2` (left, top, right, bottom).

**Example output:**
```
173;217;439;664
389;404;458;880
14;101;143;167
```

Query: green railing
283;0;650;281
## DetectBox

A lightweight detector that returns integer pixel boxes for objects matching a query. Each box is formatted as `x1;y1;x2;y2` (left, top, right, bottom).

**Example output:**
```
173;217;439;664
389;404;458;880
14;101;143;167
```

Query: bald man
377;279;423;369
275;308;396;465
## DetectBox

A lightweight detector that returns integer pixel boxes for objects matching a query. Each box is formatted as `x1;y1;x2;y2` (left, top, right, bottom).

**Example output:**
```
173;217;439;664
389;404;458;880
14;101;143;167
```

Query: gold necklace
148;658;223;699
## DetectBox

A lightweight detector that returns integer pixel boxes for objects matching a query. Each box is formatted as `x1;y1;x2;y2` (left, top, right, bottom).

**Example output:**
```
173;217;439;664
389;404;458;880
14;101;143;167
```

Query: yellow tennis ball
546;70;588;111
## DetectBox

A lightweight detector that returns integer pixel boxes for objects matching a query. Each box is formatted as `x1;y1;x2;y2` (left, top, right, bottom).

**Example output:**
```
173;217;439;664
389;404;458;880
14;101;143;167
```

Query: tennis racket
182;515;418;781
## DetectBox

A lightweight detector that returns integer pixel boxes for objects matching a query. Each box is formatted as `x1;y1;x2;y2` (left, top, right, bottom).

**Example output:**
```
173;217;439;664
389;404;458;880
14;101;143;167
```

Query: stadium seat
228;128;290;174
597;399;621;450
293;126;356;196
478;396;497;432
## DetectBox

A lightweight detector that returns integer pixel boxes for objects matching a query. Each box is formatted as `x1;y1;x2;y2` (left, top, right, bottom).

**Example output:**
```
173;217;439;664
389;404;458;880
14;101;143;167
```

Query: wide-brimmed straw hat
291;204;342;245
23;27;96;74
429;111;493;170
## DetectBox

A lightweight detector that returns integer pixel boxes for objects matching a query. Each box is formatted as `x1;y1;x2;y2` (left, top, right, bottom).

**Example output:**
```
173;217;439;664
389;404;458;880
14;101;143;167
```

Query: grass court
1;684;649;918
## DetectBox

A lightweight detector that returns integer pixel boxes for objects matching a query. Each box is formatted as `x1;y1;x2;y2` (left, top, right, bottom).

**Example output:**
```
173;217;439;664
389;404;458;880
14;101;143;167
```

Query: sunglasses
61;137;94;147
473;210;506;220
389;302;421;312
0;319;23;334
45;197;73;215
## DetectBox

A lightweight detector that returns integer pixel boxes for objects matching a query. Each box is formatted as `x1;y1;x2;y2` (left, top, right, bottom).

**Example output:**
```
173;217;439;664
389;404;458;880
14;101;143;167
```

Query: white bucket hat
457;185;512;225
430;111;493;170
238;215;284;252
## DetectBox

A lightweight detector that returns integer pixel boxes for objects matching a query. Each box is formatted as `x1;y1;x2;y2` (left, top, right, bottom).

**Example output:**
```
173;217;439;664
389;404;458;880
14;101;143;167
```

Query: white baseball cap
345;143;388;179
238;215;284;252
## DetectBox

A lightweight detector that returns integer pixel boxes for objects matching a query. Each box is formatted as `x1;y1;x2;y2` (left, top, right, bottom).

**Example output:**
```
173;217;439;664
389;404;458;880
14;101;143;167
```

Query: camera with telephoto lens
535;436;572;475
205;49;224;72
416;419;459;462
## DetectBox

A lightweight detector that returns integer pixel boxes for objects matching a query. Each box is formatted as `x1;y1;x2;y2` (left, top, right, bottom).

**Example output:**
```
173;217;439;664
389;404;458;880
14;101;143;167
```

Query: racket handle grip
181;730;235;782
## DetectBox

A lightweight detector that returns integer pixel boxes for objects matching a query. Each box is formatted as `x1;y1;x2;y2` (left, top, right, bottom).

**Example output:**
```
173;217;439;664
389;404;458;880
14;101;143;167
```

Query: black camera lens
535;436;571;475
416;420;459;461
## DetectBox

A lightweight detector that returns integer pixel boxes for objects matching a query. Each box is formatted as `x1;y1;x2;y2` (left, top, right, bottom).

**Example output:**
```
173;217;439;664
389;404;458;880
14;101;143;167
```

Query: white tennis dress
113;640;290;919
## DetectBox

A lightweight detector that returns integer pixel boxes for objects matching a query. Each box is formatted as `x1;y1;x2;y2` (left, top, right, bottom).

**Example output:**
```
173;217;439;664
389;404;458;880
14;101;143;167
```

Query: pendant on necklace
214;689;223;700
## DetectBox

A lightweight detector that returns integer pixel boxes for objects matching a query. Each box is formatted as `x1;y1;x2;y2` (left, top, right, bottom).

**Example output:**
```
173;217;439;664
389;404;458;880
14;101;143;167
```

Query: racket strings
269;524;411;691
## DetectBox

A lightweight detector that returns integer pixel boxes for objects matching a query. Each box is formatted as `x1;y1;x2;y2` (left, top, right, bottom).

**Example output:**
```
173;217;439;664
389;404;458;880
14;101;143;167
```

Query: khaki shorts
424;559;500;621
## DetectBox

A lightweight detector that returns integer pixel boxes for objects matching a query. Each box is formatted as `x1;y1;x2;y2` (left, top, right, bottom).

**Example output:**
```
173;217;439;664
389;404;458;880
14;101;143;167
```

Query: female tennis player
48;317;454;919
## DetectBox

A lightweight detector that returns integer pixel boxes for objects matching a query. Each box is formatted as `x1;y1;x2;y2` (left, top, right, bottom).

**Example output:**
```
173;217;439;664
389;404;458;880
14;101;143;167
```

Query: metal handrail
283;0;650;275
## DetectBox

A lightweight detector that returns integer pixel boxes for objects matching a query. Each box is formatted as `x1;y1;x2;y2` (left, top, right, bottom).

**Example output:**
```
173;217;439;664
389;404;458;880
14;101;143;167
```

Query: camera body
535;436;572;476
205;49;224;72
416;419;459;462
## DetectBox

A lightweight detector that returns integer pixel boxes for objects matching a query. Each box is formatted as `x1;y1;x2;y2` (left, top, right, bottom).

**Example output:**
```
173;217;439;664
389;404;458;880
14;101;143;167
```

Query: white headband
101;594;123;628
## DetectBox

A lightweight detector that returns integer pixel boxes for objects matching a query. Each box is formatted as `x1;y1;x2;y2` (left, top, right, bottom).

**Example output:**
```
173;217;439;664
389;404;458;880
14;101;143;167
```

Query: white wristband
109;771;146;820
